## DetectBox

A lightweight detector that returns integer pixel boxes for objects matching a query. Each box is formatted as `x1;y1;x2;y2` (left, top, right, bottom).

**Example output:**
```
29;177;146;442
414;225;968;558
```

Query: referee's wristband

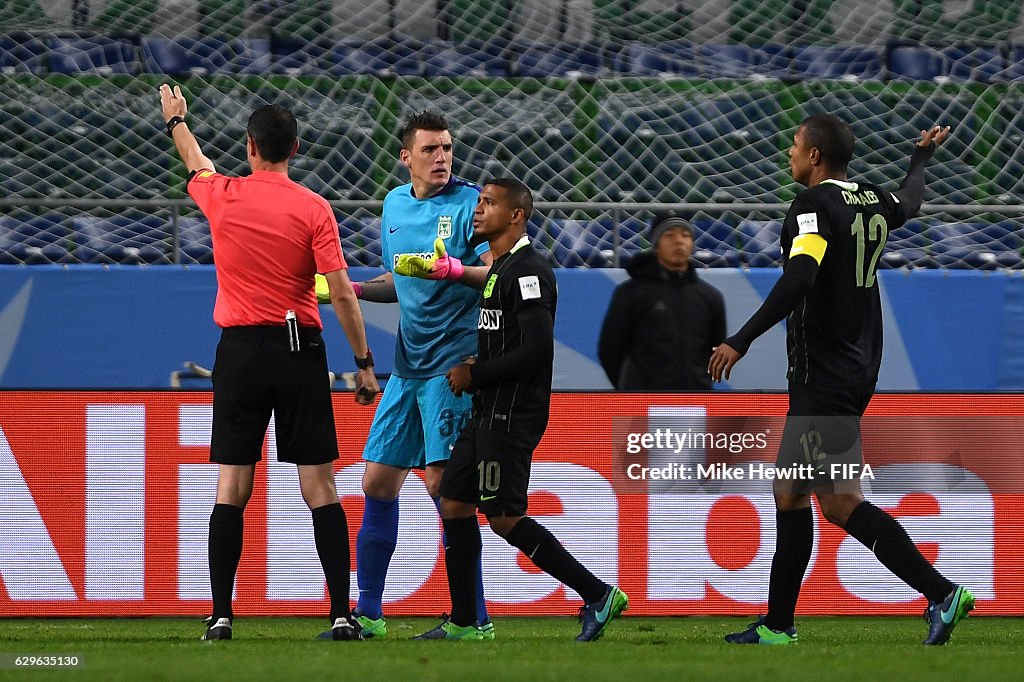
165;116;186;137
354;349;374;370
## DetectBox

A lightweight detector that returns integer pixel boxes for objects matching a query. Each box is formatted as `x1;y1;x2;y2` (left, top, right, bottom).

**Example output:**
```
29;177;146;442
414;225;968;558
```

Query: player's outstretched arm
316;271;398;303
159;84;215;174
894;125;951;216
323;269;380;404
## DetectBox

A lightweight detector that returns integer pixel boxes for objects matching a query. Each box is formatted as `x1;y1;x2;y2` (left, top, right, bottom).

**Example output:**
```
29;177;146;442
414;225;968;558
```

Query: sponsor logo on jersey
437;215;453;239
393;252;433;270
478;308;503;331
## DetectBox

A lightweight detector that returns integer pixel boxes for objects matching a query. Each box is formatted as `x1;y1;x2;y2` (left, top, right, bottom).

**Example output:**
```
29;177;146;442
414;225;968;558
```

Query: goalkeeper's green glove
314;273;361;303
395;238;465;281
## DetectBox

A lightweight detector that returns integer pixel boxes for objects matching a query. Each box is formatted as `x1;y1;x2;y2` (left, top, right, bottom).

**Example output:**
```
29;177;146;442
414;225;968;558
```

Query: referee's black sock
208;503;244;621
765;507;814;632
506;517;607;605
312;502;352;623
442;516;482;628
844;501;954;604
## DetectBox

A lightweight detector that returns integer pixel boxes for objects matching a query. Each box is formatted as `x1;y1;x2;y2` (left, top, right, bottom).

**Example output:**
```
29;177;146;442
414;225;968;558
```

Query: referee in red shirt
160;84;378;642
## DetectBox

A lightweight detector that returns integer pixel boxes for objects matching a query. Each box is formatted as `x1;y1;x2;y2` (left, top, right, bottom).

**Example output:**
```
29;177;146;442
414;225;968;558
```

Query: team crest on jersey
437;215;453;239
478;308;503;331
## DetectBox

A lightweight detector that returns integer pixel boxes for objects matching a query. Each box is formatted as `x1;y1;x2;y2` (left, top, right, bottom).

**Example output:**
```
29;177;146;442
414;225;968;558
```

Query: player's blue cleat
576;586;628;642
923;585;975;645
412;615;487;641
725;616;798;645
201;616;232;641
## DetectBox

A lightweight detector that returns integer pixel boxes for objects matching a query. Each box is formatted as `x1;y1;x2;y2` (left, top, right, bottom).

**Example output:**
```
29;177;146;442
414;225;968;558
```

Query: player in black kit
709;114;974;646
415;178;627;642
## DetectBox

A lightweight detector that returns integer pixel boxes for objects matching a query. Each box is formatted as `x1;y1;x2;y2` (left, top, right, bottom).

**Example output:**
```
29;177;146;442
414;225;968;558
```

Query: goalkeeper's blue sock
434;496;489;625
355;495;399;620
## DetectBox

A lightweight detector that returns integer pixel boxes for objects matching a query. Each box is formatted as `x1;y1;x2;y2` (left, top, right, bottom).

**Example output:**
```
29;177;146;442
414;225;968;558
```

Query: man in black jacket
598;213;726;390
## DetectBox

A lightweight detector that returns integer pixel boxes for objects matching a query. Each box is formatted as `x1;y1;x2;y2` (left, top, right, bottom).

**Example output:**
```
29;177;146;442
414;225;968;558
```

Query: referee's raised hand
159;83;187;122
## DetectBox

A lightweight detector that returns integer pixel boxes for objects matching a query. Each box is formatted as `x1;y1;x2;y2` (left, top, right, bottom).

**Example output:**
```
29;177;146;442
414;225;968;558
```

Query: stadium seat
887;45;946;81
881;222;930;269
45;36;139;75
548;218;612;268
176;216;213;265
72;214;170;264
614;42;699;78
325;41;393;76
927;221;1024;270
737;219;783;267
0;213;70;264
269;37;326;75
943;45;1003;83
142;37;231;75
0;32;47;74
424;41;510;77
339;216;382;267
996;46;1024;82
514;42;604;78
791;45;884;80
698;44;790;80
690;220;741;268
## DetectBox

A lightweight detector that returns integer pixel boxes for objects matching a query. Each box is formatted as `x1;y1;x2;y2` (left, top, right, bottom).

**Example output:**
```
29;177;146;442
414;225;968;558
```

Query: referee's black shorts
775;382;875;495
440;420;542;518
210;325;338;466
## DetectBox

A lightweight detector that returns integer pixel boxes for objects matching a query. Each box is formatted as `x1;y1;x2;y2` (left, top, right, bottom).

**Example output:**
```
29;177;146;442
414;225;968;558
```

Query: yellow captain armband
790;233;827;265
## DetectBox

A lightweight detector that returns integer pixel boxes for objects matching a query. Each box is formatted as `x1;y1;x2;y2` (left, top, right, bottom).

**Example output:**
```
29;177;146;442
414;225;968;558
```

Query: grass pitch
0;616;1018;681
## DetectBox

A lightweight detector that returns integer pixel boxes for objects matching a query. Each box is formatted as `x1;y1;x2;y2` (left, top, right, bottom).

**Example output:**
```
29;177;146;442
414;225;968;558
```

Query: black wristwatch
165;115;186;136
354;349;374;370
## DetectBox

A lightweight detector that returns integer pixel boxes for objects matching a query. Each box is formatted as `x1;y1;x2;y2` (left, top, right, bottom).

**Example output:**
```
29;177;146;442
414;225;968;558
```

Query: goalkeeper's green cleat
314;273;331;304
923;585;975;645
725;616;798;645
412;617;486;641
353;610;387;639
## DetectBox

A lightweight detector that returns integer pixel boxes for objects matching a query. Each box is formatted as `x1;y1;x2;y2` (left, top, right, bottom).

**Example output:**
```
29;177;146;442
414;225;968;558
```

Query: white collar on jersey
509;235;531;253
820;178;859;191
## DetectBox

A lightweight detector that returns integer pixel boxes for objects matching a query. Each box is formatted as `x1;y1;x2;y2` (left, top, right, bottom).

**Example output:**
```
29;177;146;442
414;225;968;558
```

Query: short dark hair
400;110;450;150
486;177;534;220
246;105;297;164
800;113;855;172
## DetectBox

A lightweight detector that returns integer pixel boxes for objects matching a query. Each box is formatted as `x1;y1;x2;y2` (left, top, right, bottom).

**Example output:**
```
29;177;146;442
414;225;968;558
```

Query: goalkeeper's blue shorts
362;374;473;468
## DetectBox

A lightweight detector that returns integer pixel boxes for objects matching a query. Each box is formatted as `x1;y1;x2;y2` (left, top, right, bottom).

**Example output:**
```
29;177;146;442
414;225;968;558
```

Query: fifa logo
478;308;503;331
437;215;453;239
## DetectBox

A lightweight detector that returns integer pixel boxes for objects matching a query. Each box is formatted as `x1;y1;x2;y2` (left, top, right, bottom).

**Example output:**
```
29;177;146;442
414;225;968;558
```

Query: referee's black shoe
318;616;364;641
201;616;232;641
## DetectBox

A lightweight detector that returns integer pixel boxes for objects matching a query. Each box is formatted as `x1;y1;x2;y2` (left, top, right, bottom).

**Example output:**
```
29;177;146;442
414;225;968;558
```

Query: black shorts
440;420;541;517
775;382;875;495
210;326;338;466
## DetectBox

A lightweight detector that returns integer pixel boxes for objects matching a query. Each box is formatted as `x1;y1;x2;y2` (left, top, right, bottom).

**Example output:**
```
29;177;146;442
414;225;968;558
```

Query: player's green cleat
412;617;486;641
725;616;798;645
923;585;975;645
314;273;331;304
353;610;388;639
478;621;496;640
576;586;628;642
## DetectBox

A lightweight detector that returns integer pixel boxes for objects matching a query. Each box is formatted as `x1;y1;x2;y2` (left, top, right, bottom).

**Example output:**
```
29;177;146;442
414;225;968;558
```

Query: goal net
1;0;1022;269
